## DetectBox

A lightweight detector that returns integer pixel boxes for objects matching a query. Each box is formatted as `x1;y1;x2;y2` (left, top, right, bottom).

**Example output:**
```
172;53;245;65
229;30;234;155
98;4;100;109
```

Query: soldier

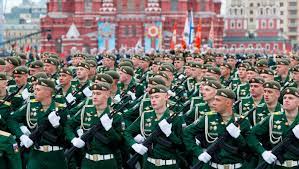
71;62;91;93
105;70;121;99
246;66;259;81
174;55;185;76
184;80;222;125
5;57;20;86
259;69;275;82
256;59;268;72
28;60;44;76
215;53;225;66
226;54;238;78
274;59;291;87
220;63;232;87
247;87;299;168
7;78;68;169
55;68;74;104
193;54;205;65
64;82;124;169
86;59;97;81
184;89;251;169
288;65;299;88
124;84;184;169
231;63;250;100
205;67;221;81
0;73;22;169
117;66;136;98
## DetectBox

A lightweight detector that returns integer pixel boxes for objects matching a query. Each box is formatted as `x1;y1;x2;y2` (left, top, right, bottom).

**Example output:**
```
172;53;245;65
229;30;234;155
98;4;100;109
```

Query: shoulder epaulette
206;111;216;115
273;111;283;115
198;102;207;107
30;99;38;102
144;109;153;113
257;103;265;107
0;130;11;137
85;105;94;108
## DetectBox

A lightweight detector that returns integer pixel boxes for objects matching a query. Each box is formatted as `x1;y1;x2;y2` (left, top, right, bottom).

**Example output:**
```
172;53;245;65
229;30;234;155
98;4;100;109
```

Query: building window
237;21;242;29
128;0;135;11
273;8;276;15
262;20;266;28
171;0;178;11
84;0;92;12
250;18;254;22
132;26;136;36
124;26;129;36
257;3;260;7
269;21;273;28
250;3;254;7
257;44;262;48
280;19;284;24
231;21;235;29
274;44;278;49
266;44;270;50
250;10;253;15
234;8;238;15
231;44;236;48
240;44;244;48
240;9;243;15
280;2;283;7
248;44;253;48
280;11;284;15
260;8;263;15
200;0;206;11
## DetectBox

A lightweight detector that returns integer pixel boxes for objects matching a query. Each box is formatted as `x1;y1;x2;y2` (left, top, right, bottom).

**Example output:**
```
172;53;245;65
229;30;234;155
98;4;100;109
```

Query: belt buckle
44;146;49;152
93;155;98;161
155;159;161;166
223;164;230;169
286;160;292;167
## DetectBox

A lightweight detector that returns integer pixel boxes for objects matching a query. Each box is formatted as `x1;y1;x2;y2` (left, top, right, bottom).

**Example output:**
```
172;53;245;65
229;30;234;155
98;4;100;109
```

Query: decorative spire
66;23;80;39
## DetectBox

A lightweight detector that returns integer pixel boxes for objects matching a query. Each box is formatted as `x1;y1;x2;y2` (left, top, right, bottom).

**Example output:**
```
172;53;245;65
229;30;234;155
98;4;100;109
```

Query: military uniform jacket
7;99;68;146
234;82;250;100
54;86;73;105
124;108;185;160
0;101;12;132
8;83;31;111
64;105;123;155
184;112;251;164
248;112;299;161
254;102;283;126
239;96;265;126
70;79;92;101
274;71;291;87
184;102;211;125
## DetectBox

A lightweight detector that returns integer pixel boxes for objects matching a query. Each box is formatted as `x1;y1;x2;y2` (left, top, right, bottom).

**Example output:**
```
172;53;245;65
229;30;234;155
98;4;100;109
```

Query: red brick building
40;0;224;54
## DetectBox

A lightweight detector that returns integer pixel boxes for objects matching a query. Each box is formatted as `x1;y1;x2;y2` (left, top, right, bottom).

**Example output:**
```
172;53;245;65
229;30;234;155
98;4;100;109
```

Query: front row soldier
184;89;251;169
64;82;124;169
124;85;185;169
7;79;68;169
248;87;299;169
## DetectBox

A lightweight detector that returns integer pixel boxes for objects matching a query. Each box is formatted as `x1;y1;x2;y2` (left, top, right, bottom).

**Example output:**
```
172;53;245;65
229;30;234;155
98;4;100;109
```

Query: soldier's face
264;88;280;104
151;64;160;73
220;66;230;76
250;83;263;98
72;57;84;66
4;62;14;73
260;74;274;82
76;67;89;80
92;90;110;106
146;84;153;92
29;68;41;76
247;71;258;81
194;58;204;64
14;74;28;86
89;67;97;76
283;94;299;114
174;61;184;70
293;72;299;82
34;85;52;101
59;73;72;86
44;63;56;74
276;65;288;75
103;58;114;68
150;93;168;110
212;96;230;113
185;66;192;76
163;58;173;64
0;65;5;72
216;57;224;65
185;57;193;63
238;67;247;79
227;59;236;68
202;86;216;101
119;71;130;83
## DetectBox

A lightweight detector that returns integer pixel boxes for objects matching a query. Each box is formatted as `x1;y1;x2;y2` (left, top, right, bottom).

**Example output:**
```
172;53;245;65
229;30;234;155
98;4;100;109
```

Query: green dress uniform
274;72;291;88
0;101;22;169
234;82;250;100
184;102;211;125
7;99;68;169
254;102;284;125
247;112;299;169
70;78;92;101
124;108;185;169
184;112;252;169
8;83;31;111
239;96;266;126
64;105;124;169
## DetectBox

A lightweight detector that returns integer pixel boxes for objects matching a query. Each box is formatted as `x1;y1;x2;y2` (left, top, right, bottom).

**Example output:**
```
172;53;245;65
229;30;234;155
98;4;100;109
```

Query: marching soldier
286;65;299;88
260;69;275;82
7;78;68;169
5;57;20;86
184;89;252;169
43;58;59;81
124;85;185;169
0;73;22;169
86;59;97;81
0;58;6;72
231;63;250;100
64;82;124;169
247;87;299;168
274;59;291;87
220;63;232;87
55;68;74;104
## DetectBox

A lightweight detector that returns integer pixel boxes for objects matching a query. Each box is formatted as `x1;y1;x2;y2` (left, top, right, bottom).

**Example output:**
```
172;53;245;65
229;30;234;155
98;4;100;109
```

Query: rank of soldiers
0;50;298;169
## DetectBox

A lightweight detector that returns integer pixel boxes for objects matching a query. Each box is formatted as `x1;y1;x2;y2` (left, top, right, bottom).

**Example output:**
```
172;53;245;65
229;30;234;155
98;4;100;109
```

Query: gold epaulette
0;130;11;137
85;105;94;107
273;111;283;115
3;101;11;106
30;99;38;102
206;111;216;115
144;109;153;113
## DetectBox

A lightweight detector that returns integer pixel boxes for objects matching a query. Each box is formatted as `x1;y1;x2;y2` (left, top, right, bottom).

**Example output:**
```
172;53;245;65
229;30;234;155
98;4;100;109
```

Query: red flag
25;44;31;53
195;19;202;49
170;22;177;50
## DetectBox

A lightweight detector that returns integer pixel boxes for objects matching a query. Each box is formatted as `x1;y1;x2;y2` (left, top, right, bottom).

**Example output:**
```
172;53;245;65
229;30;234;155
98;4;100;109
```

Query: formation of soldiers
0;49;298;169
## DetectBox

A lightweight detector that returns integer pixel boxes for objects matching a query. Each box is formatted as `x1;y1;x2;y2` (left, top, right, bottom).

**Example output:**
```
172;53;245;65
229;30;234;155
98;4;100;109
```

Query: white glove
20;135;33;148
48;111;61;128
100;114;113;131
21;88;30;100
158;119;172;137
66;93;76;103
134;134;145;143
292;124;299;139
20;126;31;136
226;123;241;138
198;152;212;163
71;137;85;148
178;74;185;80
114;94;121;103
127;91;136;100
131;143;148;155
76;129;83;138
262;151;277;164
83;87;92;97
167;90;176;97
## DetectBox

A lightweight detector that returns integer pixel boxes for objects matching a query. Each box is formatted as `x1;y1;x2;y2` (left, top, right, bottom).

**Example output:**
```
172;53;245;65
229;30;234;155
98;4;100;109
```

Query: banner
98;22;116;50
144;21;162;52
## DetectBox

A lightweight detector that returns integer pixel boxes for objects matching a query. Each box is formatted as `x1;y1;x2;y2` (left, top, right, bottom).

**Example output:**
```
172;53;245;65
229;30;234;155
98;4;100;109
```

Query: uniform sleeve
183;117;205;157
233;118;252;148
124;116;141;147
184;107;195;126
6;105;27;138
64;111;81;142
168;115;184;145
247;116;270;154
105;113;123;143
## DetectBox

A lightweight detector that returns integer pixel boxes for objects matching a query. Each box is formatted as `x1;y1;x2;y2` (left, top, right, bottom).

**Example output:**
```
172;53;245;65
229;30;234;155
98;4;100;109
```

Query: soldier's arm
247;116;270;154
64;111;81;142
105;113;123;143
233;119;252;148
183;116;205;157
124;116;141;147
167;115;185;145
6;105;27;138
184;107;195;125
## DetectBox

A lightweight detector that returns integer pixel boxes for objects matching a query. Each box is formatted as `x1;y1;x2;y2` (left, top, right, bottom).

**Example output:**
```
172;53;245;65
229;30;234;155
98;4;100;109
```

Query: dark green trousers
27;149;67;169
